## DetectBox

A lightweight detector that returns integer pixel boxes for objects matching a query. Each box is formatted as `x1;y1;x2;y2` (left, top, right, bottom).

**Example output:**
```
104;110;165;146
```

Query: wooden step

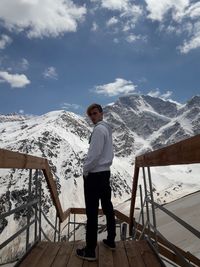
18;240;162;267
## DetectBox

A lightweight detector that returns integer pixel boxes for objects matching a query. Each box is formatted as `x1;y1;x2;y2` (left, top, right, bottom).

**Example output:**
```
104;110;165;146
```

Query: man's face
88;108;103;124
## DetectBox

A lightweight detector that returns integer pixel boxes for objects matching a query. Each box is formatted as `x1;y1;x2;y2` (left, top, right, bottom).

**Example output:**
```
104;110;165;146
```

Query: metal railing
132;166;200;267
128;134;200;267
60;213;125;243
0;148;131;265
0;168;61;265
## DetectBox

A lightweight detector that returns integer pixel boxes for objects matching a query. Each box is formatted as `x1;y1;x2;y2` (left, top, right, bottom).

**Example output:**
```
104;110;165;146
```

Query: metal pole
147;166;158;249
54;212;58;242
142;167;150;234
34;169;38;242
133;198;147;240
139;184;145;227
26;169;32;251
121;223;127;241
68;213;70;241
120;221;122;239
58;218;61;242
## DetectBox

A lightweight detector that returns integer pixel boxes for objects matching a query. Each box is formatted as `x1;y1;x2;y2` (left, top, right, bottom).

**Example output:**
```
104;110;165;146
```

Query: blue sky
0;0;200;116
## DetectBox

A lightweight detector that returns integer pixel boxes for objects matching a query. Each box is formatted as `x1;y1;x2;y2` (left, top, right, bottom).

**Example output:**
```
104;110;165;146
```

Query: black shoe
76;246;97;261
102;239;116;251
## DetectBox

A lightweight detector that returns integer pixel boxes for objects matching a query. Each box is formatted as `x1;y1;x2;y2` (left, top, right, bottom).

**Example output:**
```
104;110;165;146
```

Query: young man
76;103;116;261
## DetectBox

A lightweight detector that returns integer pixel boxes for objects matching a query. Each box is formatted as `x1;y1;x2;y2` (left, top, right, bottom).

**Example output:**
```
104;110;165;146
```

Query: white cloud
161;90;173;99
148;89;173;100
184;2;200;19
43;67;58;80
121;4;143;21
178;21;200;53
0;58;29;73
0;71;30;88
126;34;141;43
148;89;161;98
145;0;189;22
101;0;129;11
90;1;144;44
20;58;29;71
101;0;143;22
19;109;24;114
61;103;81;110
0;34;12;49
0;0;86;38
91;22;98;31
106;17;118;27
97;0;143;43
94;78;137;96
179;34;200;53
113;38;119;43
145;0;200;53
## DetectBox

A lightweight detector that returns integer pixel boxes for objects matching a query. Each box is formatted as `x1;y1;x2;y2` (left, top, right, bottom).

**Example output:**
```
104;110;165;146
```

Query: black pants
83;170;116;250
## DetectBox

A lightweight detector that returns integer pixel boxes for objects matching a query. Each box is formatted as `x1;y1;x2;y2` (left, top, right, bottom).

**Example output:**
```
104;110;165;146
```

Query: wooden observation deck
1;134;200;267
19;240;162;267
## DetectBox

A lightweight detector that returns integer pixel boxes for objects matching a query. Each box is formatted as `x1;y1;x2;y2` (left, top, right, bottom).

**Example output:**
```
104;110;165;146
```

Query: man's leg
100;171;116;242
84;174;99;250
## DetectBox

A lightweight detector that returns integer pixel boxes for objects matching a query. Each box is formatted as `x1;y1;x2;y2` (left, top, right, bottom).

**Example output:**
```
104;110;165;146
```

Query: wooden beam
136;134;200;167
0;148;64;221
67;208;130;223
62;208;71;222
114;209;130;224
43;161;63;222
0;148;46;169
157;243;196;267
133;222;200;267
70;207;103;215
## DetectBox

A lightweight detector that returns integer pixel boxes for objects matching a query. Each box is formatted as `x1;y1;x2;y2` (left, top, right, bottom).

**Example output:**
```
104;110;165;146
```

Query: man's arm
83;126;105;176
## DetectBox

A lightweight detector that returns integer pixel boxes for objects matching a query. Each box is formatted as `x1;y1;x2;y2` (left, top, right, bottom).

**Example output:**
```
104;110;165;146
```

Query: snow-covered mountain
0;94;200;262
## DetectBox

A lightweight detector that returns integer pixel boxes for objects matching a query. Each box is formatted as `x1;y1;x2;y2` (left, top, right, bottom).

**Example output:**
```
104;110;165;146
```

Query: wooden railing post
26;169;32;251
34;169;38;242
142;167;150;234
38;175;42;241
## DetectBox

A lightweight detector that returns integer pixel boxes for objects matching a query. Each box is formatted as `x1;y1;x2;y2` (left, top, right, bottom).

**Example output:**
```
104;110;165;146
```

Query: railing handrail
136;134;200;167
129;134;200;234
0;148;130;224
0;148;64;222
2;134;199;223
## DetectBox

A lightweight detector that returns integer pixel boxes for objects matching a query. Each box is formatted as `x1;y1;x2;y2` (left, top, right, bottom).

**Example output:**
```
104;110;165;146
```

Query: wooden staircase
18;240;162;267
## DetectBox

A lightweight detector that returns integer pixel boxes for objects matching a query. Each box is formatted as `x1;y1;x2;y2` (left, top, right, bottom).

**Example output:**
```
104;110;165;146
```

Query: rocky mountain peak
186;95;200;108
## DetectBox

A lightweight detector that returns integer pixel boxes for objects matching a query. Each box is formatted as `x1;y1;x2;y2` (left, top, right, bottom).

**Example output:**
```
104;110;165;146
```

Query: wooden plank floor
19;240;163;267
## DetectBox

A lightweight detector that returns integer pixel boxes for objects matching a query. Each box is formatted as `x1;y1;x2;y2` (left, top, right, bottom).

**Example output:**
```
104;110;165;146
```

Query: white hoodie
83;120;114;176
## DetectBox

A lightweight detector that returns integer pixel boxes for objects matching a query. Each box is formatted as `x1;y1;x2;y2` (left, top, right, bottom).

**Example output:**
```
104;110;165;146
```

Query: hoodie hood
95;120;112;135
